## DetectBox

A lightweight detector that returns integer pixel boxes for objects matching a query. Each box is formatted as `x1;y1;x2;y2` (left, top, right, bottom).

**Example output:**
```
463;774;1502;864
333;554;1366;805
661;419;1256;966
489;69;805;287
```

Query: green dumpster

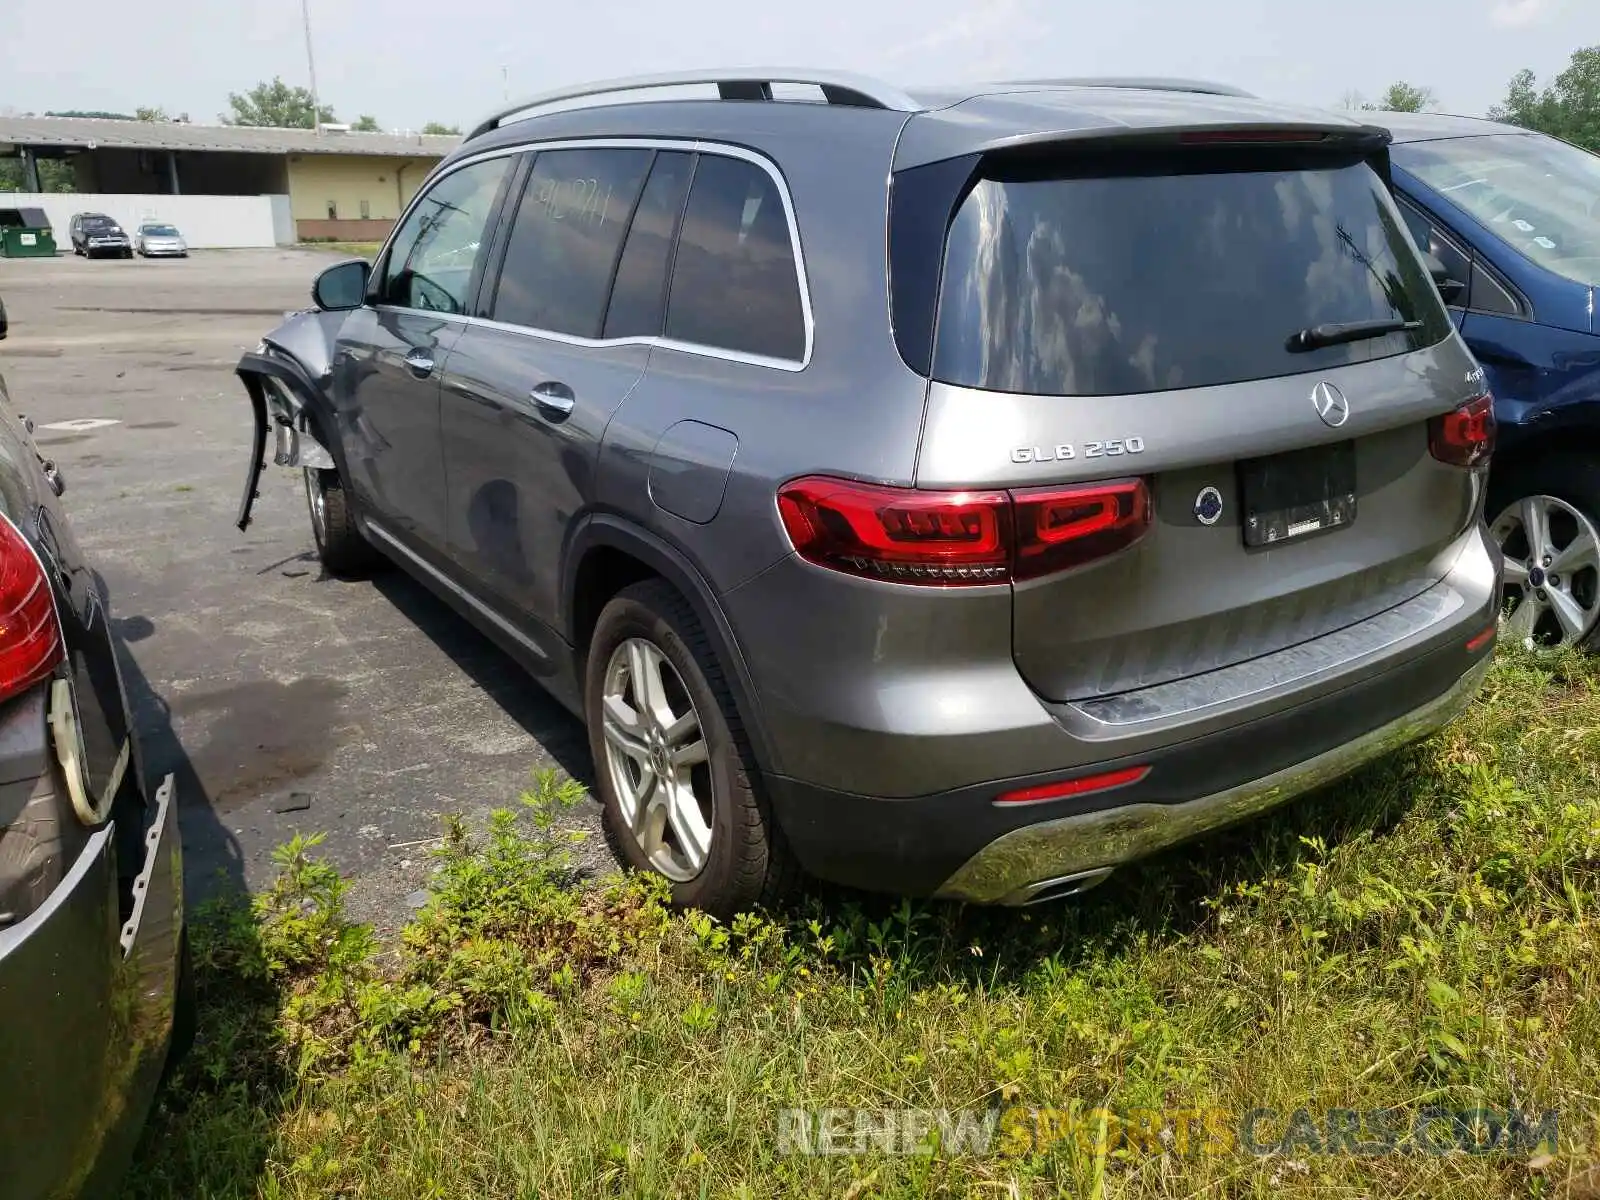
0;208;57;257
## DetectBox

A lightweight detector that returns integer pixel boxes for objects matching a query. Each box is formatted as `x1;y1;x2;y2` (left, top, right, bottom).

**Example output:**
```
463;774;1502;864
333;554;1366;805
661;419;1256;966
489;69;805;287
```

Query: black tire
303;465;380;576
0;769;89;920
1487;453;1600;649
585;579;797;918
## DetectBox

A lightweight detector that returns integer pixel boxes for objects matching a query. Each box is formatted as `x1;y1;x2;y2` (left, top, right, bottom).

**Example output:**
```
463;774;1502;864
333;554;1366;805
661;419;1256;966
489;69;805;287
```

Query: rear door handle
531;380;576;419
404;349;435;379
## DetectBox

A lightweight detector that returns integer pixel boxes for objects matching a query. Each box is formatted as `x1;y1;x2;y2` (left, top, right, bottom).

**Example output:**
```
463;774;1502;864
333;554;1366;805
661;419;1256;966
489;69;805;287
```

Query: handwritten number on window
534;178;613;227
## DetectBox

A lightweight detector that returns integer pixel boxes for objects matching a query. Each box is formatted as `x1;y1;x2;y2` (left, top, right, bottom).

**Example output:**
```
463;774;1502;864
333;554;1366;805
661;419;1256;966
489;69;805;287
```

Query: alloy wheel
1490;494;1600;650
600;637;713;881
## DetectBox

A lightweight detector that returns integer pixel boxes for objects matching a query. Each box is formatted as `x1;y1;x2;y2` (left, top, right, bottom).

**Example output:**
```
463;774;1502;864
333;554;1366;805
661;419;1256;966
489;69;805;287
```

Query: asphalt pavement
0;249;608;929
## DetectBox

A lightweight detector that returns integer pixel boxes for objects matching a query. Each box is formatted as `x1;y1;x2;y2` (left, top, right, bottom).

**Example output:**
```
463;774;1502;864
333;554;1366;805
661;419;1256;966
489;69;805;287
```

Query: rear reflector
1466;624;1496;653
776;476;1151;586
1428;393;1495;468
994;764;1151;806
0;514;62;704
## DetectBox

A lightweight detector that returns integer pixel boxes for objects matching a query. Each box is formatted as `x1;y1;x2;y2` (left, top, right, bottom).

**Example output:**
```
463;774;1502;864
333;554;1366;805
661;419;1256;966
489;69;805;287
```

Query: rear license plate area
1238;441;1356;548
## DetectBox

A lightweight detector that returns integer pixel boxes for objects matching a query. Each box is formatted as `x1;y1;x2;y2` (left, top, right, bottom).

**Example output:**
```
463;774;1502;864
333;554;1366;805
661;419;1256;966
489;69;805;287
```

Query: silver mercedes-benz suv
236;71;1500;915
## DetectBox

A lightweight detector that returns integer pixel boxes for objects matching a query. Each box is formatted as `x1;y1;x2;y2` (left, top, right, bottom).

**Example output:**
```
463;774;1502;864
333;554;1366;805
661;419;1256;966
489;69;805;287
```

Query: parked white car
135;222;188;258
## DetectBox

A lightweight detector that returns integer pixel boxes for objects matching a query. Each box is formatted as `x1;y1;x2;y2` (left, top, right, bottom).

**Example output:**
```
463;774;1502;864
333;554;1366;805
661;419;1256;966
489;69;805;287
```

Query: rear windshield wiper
1285;318;1421;353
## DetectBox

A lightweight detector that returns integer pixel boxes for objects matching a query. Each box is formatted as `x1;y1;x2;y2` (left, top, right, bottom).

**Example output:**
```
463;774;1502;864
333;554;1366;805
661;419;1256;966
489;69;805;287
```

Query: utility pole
502;65;510;102
301;0;322;134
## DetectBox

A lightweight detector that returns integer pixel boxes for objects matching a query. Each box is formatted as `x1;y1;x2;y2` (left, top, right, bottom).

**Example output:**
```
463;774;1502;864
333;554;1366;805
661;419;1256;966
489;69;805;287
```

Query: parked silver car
135;222;188;258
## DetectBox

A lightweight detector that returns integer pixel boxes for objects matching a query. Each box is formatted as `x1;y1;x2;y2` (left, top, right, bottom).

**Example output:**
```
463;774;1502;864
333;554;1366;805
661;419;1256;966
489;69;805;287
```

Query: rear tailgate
902;132;1488;702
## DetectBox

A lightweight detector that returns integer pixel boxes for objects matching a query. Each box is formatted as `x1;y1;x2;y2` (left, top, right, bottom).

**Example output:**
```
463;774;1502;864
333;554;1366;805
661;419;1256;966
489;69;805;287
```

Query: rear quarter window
930;155;1453;396
664;154;807;363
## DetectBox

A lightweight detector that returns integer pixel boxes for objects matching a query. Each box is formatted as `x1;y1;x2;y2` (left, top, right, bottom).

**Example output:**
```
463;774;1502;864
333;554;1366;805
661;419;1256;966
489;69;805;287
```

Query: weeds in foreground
130;650;1600;1198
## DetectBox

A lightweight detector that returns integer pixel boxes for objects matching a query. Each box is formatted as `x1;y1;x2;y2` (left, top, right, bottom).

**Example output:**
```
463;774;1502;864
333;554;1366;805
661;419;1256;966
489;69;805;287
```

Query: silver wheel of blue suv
234;71;1500;915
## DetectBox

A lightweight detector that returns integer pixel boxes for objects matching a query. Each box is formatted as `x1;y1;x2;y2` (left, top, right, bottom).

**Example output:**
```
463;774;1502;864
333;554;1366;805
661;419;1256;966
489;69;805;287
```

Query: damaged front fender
234;350;338;532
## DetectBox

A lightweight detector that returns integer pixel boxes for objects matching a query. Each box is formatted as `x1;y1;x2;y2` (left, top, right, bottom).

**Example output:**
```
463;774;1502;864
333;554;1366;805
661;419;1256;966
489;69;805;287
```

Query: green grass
299;240;382;260
128;648;1600;1198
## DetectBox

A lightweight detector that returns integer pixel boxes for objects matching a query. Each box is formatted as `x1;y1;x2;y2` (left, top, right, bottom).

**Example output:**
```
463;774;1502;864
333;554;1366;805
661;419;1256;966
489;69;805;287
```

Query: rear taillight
0;515;62;702
1428;393;1495;468
1012;480;1151;579
776;476;1152;585
776;478;1011;584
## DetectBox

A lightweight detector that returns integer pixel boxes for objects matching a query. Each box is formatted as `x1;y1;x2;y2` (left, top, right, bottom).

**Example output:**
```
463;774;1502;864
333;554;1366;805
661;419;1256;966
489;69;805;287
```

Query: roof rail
996;77;1257;99
466;69;921;141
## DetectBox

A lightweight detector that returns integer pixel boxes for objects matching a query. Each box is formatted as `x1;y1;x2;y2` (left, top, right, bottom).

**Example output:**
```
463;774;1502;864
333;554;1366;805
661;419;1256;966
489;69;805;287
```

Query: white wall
0;193;293;248
268;194;295;248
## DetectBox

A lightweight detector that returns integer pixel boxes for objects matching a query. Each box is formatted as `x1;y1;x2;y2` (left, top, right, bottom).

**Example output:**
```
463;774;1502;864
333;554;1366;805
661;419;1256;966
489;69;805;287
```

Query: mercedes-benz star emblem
1193;486;1224;526
1311;380;1351;428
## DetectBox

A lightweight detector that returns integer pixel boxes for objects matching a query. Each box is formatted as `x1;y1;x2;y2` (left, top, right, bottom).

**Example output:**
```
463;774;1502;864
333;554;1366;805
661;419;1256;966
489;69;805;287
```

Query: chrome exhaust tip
1007;866;1115;906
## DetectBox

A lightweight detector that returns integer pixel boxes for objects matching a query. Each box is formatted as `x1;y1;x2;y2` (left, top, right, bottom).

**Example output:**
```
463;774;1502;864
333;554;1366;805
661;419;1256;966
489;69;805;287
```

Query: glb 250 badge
1010;437;1145;465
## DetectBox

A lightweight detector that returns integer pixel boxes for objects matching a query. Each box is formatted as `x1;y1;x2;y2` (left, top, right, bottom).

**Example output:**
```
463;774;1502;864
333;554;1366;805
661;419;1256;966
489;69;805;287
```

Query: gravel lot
0;249;607;928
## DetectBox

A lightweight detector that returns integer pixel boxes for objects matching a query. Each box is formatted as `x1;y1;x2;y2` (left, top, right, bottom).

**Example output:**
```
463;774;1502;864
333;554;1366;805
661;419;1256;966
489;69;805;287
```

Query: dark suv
69;212;132;259
236;71;1499;915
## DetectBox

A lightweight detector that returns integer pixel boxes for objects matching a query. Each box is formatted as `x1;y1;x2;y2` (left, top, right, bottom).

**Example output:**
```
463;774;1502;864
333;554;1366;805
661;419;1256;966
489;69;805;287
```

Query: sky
0;0;1590;131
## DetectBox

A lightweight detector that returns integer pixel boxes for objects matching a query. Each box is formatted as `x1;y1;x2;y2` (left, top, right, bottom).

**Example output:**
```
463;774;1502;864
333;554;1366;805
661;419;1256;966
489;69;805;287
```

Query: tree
0;158;76;192
422;121;462;136
46;109;136;120
351;114;382;132
1489;47;1600;151
136;106;171;122
223;77;336;129
1363;82;1437;113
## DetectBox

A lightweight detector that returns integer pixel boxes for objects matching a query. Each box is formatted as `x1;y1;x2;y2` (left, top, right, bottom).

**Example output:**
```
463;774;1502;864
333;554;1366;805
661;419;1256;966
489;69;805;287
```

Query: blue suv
1383;113;1600;651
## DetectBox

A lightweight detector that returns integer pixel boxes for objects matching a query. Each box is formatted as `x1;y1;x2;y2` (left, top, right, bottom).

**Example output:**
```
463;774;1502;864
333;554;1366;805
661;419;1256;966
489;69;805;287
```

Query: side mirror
1422;251;1468;308
312;259;371;312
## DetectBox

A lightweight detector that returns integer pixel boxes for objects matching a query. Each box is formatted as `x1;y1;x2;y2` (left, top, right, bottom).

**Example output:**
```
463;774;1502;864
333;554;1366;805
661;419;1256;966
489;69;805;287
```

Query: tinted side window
380;157;509;314
1470;261;1524;317
492;148;652;337
1397;198;1472;307
665;155;806;362
604;151;695;340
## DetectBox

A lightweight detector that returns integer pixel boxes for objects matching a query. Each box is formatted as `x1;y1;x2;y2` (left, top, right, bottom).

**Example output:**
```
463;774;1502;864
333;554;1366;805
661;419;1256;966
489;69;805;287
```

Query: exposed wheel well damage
234;351;342;530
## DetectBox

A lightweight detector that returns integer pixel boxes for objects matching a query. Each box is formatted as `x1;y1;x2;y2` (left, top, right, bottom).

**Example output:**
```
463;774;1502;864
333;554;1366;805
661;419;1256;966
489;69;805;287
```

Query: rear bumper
937;653;1489;902
767;633;1491;901
754;523;1500;902
0;774;181;1200
768;640;1491;902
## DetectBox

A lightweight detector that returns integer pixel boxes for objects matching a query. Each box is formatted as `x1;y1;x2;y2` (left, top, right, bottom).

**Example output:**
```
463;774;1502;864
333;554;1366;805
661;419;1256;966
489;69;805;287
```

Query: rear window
929;156;1452;397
